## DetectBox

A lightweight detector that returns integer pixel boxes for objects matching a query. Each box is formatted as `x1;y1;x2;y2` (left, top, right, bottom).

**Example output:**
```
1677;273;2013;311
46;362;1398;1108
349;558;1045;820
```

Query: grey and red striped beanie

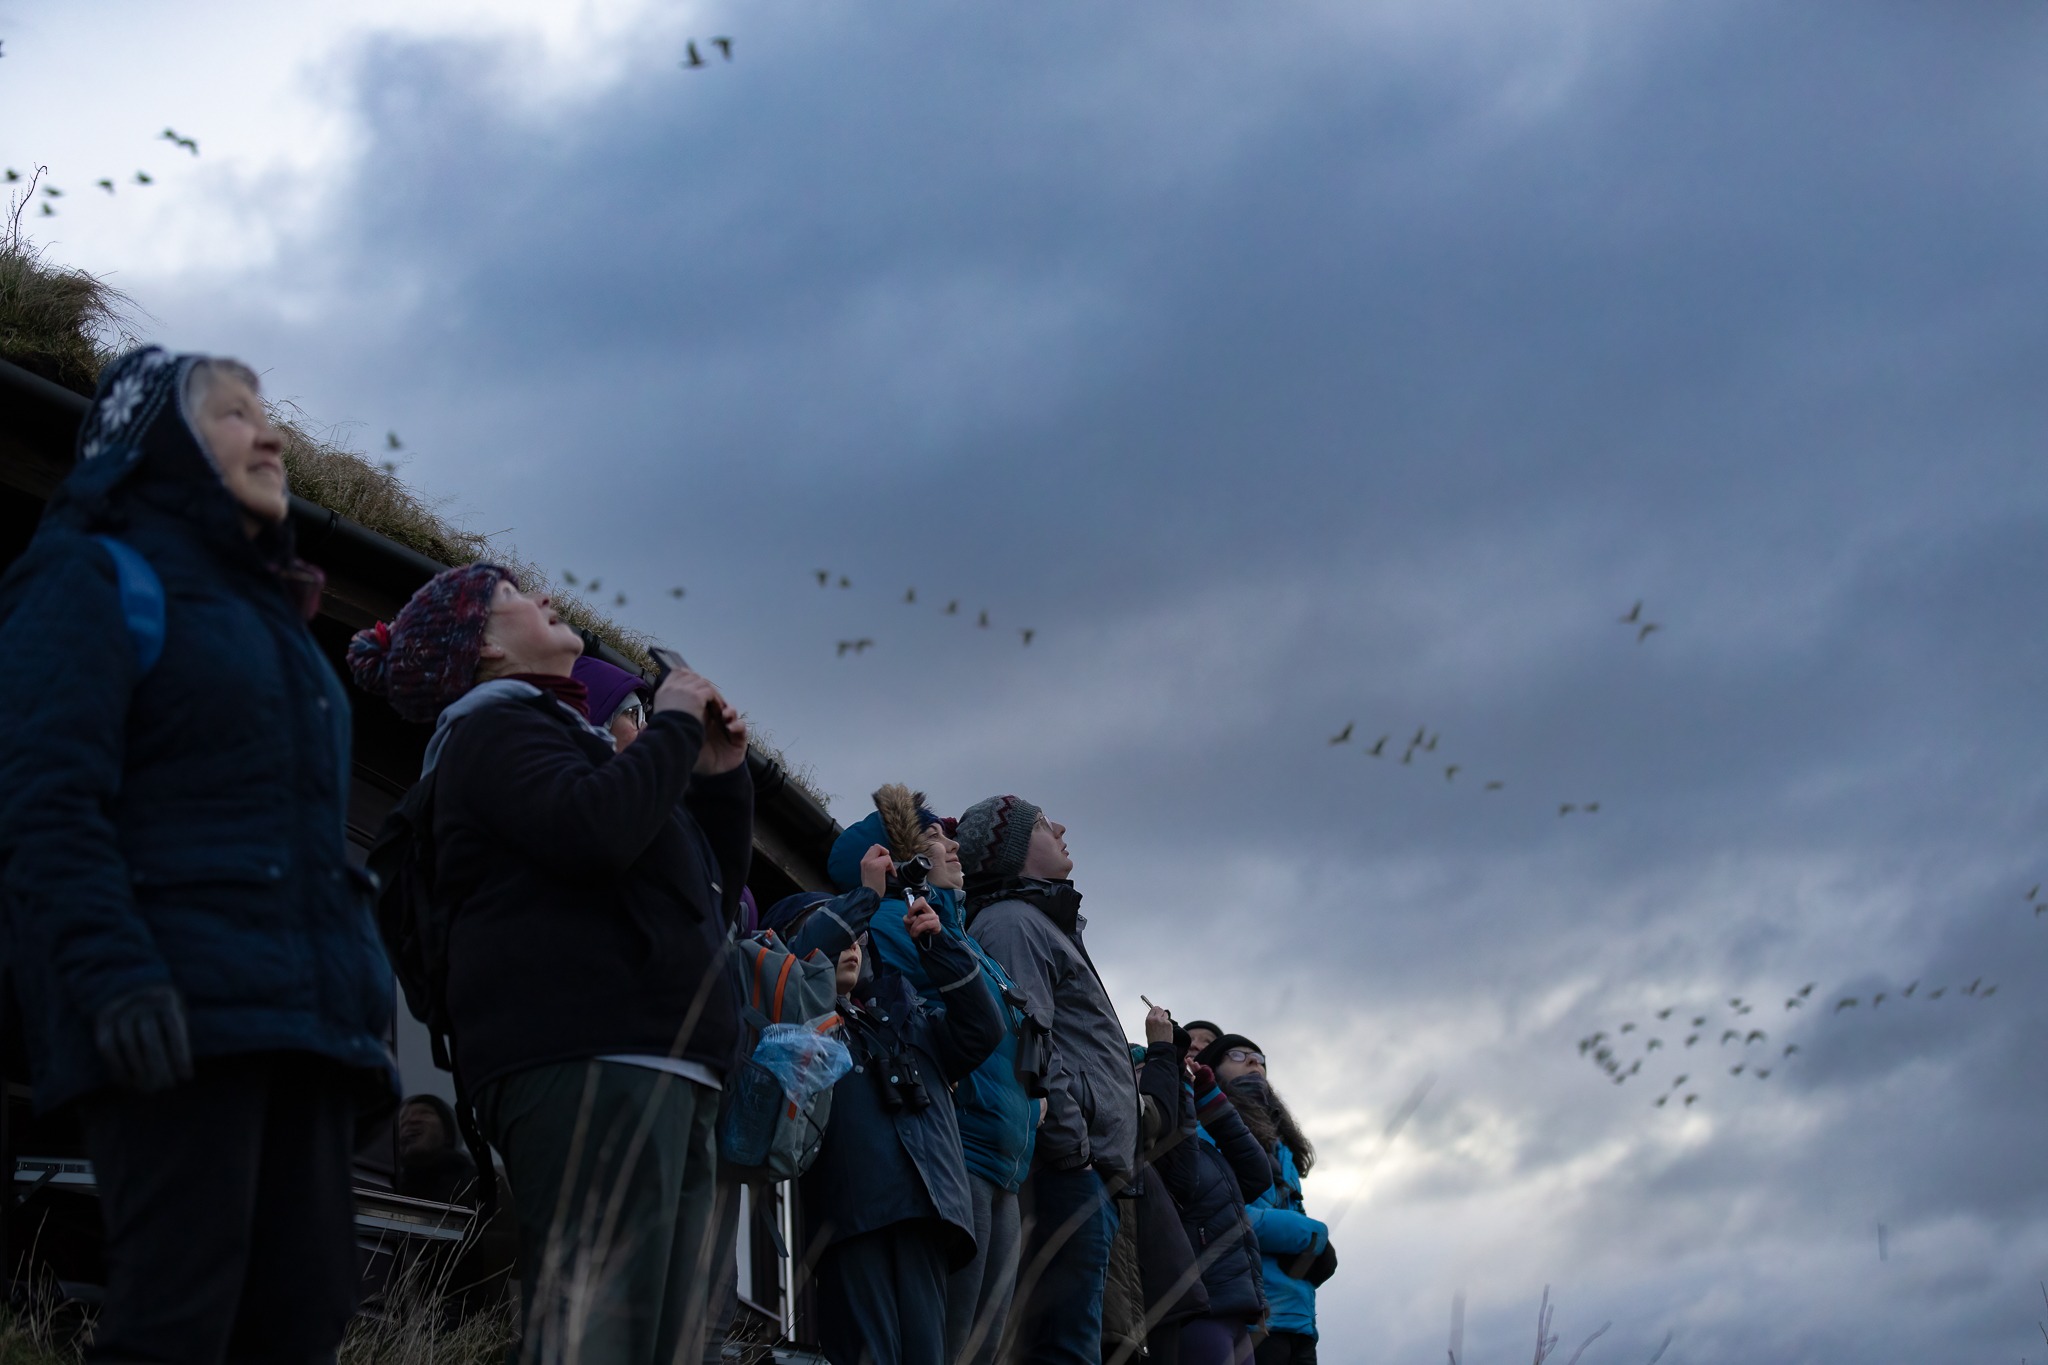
954;794;1043;885
347;563;514;722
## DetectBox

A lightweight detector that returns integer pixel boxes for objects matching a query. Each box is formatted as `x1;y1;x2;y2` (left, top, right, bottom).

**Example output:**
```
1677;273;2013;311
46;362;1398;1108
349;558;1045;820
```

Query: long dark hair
1226;1075;1316;1176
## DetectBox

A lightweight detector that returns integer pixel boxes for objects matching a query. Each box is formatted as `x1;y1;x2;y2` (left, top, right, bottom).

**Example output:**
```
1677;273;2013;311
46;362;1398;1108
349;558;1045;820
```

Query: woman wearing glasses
573;654;654;752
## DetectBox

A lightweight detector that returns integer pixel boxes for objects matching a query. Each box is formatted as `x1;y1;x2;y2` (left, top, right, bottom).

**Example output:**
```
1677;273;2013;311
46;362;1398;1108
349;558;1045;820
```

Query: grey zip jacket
966;878;1138;1182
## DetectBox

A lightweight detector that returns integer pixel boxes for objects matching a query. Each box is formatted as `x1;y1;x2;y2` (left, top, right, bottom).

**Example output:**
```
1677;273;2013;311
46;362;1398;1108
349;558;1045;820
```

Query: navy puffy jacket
0;348;398;1113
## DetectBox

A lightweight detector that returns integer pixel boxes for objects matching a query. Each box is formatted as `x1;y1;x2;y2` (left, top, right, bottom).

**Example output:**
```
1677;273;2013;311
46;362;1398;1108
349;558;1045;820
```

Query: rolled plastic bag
753;1022;853;1106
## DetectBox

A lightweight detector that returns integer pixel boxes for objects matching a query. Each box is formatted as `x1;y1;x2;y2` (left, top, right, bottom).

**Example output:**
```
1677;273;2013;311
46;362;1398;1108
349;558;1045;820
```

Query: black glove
1292;1238;1338;1287
93;984;194;1094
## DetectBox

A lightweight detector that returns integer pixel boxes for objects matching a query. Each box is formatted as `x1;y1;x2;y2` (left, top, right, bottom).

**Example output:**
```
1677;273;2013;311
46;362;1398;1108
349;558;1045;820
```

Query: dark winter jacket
1181;1082;1272;1324
967;879;1138;1181
1134;1042;1210;1331
427;681;752;1090
868;885;1038;1192
0;348;397;1114
798;934;1005;1269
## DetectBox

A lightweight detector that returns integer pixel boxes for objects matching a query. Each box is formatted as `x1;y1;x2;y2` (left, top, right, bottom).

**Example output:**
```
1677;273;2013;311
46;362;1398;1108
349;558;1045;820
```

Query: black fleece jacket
430;692;753;1090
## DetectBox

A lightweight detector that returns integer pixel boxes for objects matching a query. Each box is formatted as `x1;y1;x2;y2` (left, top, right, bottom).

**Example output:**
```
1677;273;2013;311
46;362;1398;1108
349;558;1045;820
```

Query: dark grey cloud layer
143;0;2048;1356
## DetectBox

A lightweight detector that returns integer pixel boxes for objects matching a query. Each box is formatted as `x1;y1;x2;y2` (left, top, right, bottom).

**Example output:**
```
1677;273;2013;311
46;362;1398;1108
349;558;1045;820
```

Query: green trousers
477;1059;722;1365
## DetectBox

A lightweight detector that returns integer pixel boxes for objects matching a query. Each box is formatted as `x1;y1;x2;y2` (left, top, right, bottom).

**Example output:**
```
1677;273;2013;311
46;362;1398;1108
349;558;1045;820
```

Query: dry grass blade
0;232;141;396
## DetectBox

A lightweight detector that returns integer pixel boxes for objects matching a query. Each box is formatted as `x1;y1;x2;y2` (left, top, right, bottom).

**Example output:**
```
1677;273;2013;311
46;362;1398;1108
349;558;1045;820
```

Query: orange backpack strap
770;953;797;1022
751;944;773;1011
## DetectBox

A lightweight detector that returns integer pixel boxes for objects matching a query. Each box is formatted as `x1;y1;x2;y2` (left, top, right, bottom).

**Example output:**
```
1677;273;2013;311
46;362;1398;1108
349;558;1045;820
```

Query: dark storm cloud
152;0;2048;1355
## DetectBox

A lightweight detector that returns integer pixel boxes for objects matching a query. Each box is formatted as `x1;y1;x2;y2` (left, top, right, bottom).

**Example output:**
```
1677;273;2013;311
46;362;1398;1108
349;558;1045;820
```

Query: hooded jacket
1248;1142;1325;1338
0;348;397;1113
830;812;1038;1192
798;932;1005;1267
966;878;1138;1181
426;678;752;1090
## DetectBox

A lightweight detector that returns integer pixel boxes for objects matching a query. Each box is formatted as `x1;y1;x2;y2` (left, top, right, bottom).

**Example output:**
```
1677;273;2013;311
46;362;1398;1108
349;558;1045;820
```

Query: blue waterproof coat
830;816;1038;1192
1248;1143;1325;1338
797;932;1005;1269
0;348;398;1113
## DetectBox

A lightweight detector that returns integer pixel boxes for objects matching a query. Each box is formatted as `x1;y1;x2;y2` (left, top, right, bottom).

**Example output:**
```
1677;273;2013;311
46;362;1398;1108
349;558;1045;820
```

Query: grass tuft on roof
0;234;830;809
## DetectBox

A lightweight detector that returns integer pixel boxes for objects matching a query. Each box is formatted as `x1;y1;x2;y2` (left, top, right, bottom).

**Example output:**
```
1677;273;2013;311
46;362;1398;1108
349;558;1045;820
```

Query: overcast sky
9;0;2048;1357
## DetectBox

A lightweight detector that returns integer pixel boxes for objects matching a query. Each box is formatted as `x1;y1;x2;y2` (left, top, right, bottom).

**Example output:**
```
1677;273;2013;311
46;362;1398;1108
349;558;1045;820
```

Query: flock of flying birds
1579;969;2007;1112
1323;599;1660;812
6;129;202;218
811;569;1036;657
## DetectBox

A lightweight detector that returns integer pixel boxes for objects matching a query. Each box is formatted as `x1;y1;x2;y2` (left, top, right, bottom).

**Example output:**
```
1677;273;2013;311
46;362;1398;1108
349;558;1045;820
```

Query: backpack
363;770;498;1215
717;931;844;1184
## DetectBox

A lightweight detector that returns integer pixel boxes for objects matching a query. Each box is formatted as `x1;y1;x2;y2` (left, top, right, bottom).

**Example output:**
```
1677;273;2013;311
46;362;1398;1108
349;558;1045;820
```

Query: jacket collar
421;678;615;775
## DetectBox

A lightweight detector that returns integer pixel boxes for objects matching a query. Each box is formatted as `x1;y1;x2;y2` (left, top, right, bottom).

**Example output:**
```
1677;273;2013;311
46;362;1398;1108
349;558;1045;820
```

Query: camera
890;853;933;902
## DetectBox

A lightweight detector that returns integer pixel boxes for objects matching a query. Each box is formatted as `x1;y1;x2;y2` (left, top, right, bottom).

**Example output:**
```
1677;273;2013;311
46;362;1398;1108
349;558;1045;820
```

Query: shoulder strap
90;535;166;677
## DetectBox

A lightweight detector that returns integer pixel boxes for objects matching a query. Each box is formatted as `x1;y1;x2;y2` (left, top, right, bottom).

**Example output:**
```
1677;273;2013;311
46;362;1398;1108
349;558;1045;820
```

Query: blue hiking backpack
91;536;165;676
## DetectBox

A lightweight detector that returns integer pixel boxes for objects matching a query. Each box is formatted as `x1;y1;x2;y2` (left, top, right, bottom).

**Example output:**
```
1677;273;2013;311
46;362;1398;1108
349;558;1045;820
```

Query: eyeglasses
612;701;647;729
1223;1049;1265;1067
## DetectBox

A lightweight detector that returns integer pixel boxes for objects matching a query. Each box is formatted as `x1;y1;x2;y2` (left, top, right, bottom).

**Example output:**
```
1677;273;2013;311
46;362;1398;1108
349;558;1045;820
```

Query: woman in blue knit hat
0;349;397;1362
350;564;753;1365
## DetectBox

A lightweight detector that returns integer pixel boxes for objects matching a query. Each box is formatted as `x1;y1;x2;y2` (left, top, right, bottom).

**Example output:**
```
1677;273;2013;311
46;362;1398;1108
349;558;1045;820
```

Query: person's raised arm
909;898;1003;1081
1194;1071;1278;1203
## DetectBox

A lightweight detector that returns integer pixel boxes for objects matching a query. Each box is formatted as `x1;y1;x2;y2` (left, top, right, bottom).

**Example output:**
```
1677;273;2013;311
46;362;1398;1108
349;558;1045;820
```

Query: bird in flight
134;170;153;185
1902;981;1917;997
387;431;402;450
1637;623;1659;642
1019;628;1035;646
1783;1044;1798;1057
712;36;733;59
562;571;579;586
2030;884;2040;902
1754;1068;1771;1079
1620;601;1642;624
2;168;16;182
977;610;989;628
1328;722;1354;746
1444;765;1459;782
613;592;627;607
1584;802;1601;813
815;570;829;587
1746;1030;1766;1044
97;178;114;193
1484;780;1503;790
160;128;198;154
1366;736;1388;757
1928;987;1945;1000
1964;978;1982;996
1683;1094;1699;1107
1423;733;1440;752
682;41;706;68
1684;1034;1700;1047
838;576;851;589
39;203;52;216
1656;1008;1673;1020
1836;997;1858;1011
1720;1029;1739;1045
1619;1023;1636;1034
1645;1038;1663;1050
903;587;916;604
944;600;959;615
1559;803;1577;816
1982;984;1998;998
1785;996;1803;1010
1410;726;1427;748
1871;992;1885;1008
1798;983;1815;997
669;587;685;599
1672;1074;1689;1088
43;185;61;198
586;578;602;592
1730;1063;1744;1076
1653;1095;1667;1107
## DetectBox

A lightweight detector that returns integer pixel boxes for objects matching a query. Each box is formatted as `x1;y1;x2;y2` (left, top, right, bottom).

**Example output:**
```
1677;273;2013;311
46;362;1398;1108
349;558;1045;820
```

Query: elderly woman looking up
0;348;398;1363
349;564;752;1365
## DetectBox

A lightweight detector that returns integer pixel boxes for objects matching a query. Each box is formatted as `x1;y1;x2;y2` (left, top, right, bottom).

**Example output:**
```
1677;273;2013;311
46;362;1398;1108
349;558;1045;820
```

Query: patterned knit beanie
347;563;514;722
954;794;1043;884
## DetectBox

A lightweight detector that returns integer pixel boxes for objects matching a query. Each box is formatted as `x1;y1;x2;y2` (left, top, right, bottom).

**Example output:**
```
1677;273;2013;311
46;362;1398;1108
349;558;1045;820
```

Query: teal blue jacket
869;886;1038;1191
1247;1142;1325;1337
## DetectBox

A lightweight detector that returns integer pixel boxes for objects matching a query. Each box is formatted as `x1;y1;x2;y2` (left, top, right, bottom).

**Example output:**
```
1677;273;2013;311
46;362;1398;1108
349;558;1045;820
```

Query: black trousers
814;1221;951;1365
79;1053;361;1365
1253;1331;1318;1365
